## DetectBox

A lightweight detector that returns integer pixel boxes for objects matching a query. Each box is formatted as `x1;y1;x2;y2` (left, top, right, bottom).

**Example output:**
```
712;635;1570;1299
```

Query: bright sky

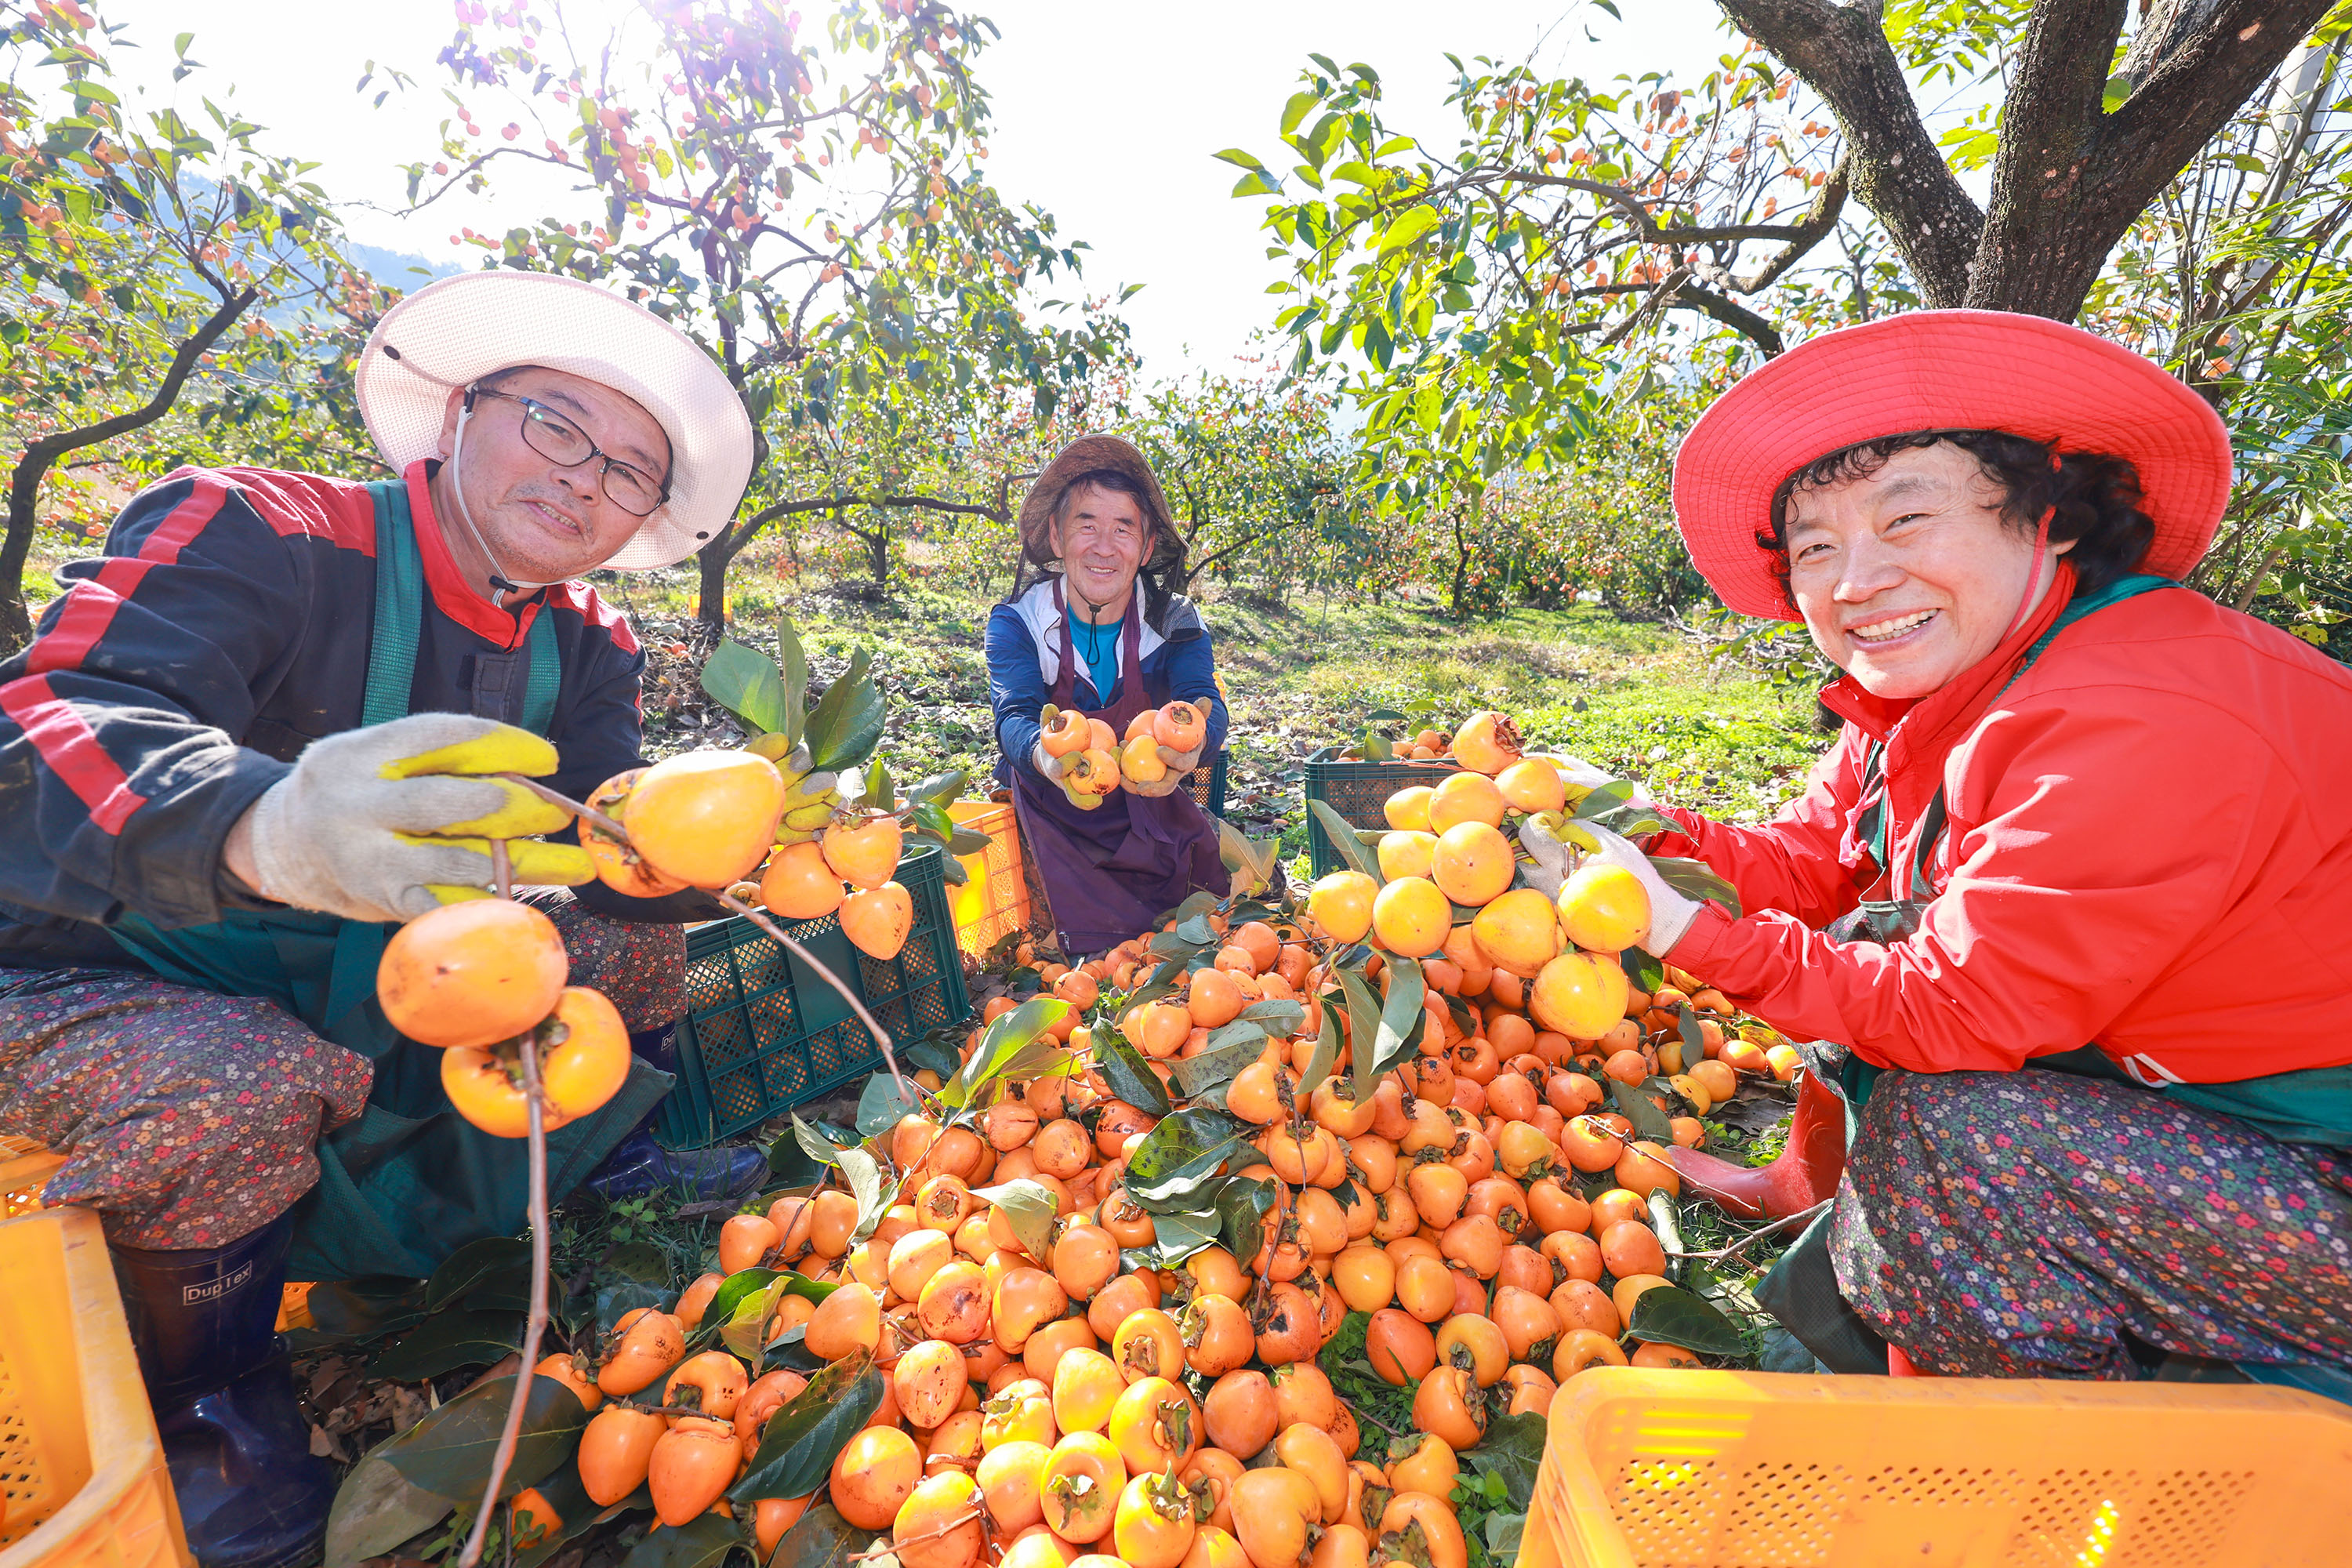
96;0;1735;379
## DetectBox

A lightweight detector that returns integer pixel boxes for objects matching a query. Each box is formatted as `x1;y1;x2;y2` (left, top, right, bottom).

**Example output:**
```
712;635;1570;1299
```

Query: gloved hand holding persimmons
373;742;916;1138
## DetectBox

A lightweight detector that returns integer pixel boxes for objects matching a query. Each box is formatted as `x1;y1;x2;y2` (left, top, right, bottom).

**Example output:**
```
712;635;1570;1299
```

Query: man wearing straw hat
0;271;762;1565
985;435;1231;955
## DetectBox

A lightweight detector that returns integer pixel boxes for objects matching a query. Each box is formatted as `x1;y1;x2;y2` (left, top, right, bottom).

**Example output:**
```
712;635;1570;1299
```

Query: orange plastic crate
1531;1367;2352;1567
0;1137;64;1221
0;1206;192;1568
947;800;1033;959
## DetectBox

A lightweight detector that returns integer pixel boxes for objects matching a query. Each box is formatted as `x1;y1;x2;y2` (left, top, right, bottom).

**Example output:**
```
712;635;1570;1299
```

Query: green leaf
775;615;811;750
702;640;792;735
1213;1175;1276;1261
1308;800;1382;880
1606;1077;1674;1144
1124;1108;1250;1207
804;649;886;771
422;1237;532;1313
717;1276;788;1361
617;1509;744;1567
938;996;1070;1112
761;1502;869;1568
1096;1028;1174;1118
1296;1000;1342;1098
1240;998;1305;1034
972;1179;1061;1261
1651;855;1742;918
1646;1189;1685;1283
368;1308;523;1381
793;1114;851;1167
862;753;893;816
1376;204;1441;254
731;1353;885;1503
706;1268;784;1331
1464;1412;1547;1511
295;1277;427;1346
1676;1004;1704;1063
1624;1285;1745;1358
1619;946;1664;995
855;1072;923;1137
1169;1033;1262;1100
324;1449;456;1566
1141;1207;1221;1266
840;1145;889;1244
379;1373;589;1503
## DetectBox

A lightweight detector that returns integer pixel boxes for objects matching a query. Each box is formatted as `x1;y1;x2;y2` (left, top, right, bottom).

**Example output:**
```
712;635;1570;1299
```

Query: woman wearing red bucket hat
1573;310;2352;1389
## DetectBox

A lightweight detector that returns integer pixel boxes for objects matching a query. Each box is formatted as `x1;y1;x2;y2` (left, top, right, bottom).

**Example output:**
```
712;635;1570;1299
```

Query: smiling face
432;365;672;590
1784;441;2069;699
1051;479;1153;611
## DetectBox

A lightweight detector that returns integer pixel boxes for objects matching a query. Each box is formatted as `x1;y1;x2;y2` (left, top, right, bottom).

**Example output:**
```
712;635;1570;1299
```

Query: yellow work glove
246;713;591;923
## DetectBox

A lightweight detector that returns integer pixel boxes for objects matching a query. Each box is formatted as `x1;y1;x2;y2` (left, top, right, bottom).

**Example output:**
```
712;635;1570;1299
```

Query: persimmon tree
412;0;1130;632
1223;4;2338;536
0;0;364;652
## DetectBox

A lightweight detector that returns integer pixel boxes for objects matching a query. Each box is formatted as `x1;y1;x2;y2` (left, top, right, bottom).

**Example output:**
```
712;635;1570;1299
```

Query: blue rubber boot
585;1024;767;1202
110;1212;336;1568
587;1128;768;1202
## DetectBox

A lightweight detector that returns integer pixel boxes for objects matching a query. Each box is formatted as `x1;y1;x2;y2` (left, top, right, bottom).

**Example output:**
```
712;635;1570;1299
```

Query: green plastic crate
1186;748;1228;819
1301;746;1463;877
655;844;971;1149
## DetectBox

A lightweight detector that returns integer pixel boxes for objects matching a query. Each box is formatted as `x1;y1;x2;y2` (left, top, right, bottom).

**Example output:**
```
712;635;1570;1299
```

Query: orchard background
6;1;2352;1563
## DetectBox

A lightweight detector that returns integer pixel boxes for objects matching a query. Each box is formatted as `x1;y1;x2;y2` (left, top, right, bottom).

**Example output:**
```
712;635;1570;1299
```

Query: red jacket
1657;568;2352;1085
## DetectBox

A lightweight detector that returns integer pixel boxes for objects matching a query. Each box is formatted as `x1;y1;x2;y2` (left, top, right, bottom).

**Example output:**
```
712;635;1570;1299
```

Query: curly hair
1755;430;2158;612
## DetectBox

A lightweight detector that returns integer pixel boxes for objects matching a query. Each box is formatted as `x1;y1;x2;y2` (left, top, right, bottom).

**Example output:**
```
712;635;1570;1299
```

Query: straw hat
354;271;755;571
1671;310;2235;621
1018;434;1185;577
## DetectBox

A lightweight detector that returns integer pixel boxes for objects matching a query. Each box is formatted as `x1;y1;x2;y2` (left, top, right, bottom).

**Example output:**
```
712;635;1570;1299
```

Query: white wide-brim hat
355;270;754;571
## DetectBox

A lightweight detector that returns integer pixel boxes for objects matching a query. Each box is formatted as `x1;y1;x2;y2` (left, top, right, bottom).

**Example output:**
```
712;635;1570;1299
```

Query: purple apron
1011;579;1226;956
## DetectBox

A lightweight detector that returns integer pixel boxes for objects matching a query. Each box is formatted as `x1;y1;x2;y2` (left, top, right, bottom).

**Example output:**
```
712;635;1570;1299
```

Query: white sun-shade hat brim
355;270;753;571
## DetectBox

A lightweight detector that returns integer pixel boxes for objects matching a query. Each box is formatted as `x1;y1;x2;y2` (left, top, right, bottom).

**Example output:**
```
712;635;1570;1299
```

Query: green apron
1832;574;2352;1149
107;478;670;1280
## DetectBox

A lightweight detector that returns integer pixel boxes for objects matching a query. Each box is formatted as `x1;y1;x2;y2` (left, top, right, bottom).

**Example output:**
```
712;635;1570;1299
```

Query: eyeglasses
467;387;670;517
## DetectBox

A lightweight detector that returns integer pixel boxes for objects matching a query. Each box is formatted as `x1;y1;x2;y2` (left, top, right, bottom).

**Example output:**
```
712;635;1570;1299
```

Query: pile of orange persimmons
494;708;1791;1568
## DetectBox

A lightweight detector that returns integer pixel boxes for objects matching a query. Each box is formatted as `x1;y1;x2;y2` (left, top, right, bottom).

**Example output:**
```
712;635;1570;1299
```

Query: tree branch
1714;0;1986;305
1973;0;2339;316
1670;279;1788;355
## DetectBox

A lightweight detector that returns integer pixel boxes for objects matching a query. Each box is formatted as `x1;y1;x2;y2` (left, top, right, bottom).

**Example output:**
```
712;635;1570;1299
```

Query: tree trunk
0;284;260;655
695;539;736;632
1717;0;2338;321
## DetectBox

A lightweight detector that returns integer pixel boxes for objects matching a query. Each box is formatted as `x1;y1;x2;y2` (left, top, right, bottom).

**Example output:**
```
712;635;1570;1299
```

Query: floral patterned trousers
1832;1069;2352;1378
0;891;684;1251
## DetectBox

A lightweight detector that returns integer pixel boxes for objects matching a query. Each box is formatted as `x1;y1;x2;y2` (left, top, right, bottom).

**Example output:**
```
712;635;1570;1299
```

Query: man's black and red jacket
0;462;693;972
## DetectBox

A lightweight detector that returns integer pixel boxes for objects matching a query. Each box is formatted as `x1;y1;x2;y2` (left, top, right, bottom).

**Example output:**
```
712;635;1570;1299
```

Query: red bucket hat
1671;310;2236;621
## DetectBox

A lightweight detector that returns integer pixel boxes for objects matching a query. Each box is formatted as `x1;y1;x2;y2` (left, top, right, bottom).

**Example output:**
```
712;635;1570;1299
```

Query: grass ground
599;567;1831;880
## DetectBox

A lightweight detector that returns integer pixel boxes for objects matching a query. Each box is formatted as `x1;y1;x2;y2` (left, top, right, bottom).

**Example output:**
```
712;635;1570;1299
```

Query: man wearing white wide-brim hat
0;271;758;1567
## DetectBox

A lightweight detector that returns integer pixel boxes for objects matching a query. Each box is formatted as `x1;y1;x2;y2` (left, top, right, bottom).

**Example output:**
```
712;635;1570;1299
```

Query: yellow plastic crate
0;1138;64;1221
1532;1367;2352;1567
947;800;1033;959
0;1206;192;1568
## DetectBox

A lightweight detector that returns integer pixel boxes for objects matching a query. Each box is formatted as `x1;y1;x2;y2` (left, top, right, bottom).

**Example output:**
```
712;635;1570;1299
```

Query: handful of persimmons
377;743;924;1138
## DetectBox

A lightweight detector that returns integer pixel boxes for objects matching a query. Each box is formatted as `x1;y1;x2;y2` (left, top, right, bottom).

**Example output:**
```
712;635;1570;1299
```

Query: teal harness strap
522;612;560;736
367;477;561;737
363;481;424;728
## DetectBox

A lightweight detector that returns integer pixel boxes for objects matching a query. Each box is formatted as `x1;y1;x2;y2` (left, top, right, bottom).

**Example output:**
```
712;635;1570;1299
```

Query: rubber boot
585;1024;766;1202
1663;1069;1849;1219
110;1212;336;1568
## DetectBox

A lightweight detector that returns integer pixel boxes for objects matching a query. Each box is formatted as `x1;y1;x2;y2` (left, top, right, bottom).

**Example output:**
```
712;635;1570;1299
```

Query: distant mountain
351;240;463;290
